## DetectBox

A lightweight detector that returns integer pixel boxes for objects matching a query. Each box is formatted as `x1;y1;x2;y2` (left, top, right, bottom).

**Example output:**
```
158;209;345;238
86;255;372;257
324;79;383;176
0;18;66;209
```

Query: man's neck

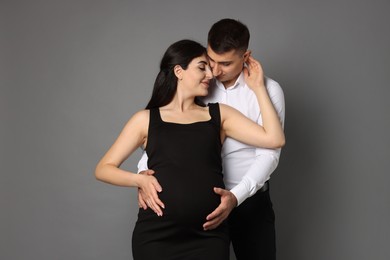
220;73;241;89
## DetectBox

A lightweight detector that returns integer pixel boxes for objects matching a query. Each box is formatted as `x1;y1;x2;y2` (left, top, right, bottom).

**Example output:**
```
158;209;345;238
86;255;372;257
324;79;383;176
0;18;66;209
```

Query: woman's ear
174;65;183;80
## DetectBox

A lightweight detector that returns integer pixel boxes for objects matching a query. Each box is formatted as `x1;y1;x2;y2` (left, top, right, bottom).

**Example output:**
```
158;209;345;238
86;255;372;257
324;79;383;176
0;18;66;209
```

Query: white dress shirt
137;72;285;206
202;72;285;205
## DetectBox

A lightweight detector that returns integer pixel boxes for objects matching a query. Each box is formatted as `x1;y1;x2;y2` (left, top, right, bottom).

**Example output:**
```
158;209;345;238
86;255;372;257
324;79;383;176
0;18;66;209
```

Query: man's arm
231;148;280;205
203;77;285;230
203;151;281;230
232;77;285;204
137;150;149;173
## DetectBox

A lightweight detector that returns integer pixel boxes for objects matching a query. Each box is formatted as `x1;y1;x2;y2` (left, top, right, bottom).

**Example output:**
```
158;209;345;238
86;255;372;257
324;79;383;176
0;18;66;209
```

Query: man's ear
174;65;183;80
243;50;251;63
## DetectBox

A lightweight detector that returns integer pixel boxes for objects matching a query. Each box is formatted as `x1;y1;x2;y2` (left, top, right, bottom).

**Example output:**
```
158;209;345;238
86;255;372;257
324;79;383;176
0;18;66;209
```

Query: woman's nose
206;67;213;79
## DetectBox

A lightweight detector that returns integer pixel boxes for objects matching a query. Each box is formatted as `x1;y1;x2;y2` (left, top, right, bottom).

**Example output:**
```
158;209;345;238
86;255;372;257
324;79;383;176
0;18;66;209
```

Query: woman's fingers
147;196;163;216
244;56;265;89
140;175;165;216
138;188;147;209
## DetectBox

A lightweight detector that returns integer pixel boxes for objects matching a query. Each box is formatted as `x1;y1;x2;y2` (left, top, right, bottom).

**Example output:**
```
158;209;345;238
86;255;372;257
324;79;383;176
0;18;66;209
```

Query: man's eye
199;67;206;71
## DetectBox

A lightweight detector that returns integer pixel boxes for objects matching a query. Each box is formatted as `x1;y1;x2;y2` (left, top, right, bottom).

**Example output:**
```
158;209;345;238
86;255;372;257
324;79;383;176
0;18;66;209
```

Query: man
138;19;285;260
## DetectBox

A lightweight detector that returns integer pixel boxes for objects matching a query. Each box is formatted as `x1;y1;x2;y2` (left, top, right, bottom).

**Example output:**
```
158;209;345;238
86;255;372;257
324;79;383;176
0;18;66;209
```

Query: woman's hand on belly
137;170;165;216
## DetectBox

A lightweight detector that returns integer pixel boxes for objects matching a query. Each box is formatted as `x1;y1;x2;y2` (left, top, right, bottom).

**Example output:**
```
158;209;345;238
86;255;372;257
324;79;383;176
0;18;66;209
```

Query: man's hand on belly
202;188;238;230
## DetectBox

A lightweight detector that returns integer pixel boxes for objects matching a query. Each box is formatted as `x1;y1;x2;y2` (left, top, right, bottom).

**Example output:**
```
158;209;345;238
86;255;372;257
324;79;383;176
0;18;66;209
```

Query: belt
258;181;269;193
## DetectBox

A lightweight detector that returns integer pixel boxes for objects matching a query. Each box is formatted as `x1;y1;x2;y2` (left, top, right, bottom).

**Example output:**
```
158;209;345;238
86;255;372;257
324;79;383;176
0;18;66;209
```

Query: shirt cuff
230;182;251;206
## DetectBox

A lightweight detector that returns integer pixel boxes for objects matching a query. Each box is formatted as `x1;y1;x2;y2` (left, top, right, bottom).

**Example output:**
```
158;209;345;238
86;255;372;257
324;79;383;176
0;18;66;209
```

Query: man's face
207;46;249;88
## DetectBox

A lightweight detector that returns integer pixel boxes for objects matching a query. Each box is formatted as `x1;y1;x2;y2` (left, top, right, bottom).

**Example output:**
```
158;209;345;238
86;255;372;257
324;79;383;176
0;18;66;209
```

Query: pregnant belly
138;170;224;228
160;183;221;225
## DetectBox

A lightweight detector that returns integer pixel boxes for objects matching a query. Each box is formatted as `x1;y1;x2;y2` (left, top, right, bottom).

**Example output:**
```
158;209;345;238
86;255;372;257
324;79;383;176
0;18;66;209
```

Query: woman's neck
163;95;198;112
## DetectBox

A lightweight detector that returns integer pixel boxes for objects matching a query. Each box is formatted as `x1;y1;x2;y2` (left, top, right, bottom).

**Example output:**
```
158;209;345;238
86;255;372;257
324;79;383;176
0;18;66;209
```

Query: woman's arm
95;110;164;216
95;110;148;185
220;56;285;149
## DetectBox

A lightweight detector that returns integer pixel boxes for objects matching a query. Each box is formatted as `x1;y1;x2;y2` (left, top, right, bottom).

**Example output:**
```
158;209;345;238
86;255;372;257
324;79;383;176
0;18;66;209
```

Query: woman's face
179;54;213;97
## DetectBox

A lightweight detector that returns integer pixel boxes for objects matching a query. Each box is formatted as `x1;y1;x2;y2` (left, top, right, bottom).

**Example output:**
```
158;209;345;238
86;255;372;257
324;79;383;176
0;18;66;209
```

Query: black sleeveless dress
132;103;229;260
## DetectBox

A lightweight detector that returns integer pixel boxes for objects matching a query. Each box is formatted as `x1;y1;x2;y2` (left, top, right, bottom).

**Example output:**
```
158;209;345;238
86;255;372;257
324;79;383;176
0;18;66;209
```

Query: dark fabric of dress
132;103;229;260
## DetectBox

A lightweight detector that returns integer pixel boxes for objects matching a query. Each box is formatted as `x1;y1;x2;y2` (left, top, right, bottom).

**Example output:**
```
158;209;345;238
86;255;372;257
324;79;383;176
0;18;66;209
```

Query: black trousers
228;183;276;260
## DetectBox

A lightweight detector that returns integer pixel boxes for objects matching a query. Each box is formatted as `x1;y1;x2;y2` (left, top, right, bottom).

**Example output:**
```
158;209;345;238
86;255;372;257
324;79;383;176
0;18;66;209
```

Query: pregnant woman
95;39;284;260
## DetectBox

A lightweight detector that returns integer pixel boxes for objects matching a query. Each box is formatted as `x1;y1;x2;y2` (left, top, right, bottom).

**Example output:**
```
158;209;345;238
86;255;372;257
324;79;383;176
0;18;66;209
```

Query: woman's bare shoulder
218;103;241;116
124;109;150;128
133;109;149;119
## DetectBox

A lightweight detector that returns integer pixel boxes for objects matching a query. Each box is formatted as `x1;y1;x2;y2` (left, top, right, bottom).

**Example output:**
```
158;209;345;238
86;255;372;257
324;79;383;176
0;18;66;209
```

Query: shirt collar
215;72;245;90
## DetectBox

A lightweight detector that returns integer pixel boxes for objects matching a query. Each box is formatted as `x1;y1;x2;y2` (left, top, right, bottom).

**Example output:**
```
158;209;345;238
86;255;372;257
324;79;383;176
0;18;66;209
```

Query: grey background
2;0;389;259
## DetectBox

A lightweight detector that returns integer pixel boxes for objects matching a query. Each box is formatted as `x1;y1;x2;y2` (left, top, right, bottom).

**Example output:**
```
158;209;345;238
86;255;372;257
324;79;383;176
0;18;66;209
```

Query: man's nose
212;64;221;77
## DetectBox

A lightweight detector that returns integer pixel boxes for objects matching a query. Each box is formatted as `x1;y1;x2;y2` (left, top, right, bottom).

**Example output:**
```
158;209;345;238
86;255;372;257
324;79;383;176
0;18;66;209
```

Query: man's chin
216;76;226;82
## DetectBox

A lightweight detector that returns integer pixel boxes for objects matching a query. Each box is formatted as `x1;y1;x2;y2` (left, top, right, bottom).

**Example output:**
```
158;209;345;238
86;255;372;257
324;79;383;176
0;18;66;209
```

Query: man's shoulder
265;76;284;96
265;76;281;88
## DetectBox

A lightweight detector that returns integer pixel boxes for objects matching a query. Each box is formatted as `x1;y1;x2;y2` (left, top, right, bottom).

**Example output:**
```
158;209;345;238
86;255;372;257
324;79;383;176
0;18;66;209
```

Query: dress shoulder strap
148;108;162;128
207;102;221;128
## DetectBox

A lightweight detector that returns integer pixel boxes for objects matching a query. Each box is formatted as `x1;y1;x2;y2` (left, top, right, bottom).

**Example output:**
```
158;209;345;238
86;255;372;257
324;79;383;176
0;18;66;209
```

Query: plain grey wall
2;0;389;259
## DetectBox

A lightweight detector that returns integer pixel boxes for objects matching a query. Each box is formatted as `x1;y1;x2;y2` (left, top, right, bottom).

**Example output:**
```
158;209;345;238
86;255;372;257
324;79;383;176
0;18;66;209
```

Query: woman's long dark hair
145;39;207;109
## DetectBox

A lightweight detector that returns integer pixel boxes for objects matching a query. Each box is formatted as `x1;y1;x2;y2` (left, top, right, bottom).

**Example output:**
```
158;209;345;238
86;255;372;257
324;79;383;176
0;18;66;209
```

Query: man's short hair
208;18;250;54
